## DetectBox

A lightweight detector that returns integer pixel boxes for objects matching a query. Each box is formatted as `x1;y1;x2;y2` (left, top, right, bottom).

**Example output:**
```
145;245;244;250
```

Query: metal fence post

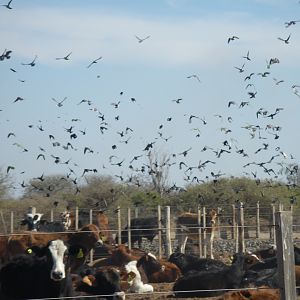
89;209;93;263
127;208;131;250
238;202;245;253
202;207;207;258
10;211;14;234
117;206;122;245
75;207;79;231
256;201;260;239
231;204;236;239
197;207;202;257
165;206;172;257
157;205;162;259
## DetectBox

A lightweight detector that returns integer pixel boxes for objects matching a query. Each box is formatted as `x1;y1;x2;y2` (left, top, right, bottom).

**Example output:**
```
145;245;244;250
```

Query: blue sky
0;0;300;197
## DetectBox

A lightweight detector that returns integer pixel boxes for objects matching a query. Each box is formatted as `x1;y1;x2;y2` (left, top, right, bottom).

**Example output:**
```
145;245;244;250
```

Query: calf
137;253;181;283
168;252;226;274
0;239;74;299
173;253;245;297
124;260;154;293
75;267;125;300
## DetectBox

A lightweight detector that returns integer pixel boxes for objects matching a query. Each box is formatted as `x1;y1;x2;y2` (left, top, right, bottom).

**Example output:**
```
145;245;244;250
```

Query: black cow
117;217;160;247
20;213;44;231
38;220;66;232
0;239;74;299
75;267;125;300
173;253;245;297
168;252;227;274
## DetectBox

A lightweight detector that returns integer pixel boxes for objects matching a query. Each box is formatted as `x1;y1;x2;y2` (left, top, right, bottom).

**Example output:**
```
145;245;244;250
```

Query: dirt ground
125;283;226;300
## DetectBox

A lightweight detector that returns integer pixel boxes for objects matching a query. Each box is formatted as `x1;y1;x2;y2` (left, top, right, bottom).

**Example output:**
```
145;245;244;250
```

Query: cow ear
26;245;46;256
69;245;86;258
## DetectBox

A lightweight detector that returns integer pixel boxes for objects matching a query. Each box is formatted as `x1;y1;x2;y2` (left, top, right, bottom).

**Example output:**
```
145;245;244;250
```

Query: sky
0;0;300;197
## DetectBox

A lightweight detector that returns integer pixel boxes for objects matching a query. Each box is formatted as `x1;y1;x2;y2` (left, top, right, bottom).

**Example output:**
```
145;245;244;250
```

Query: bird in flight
56;52;72;60
285;20;300;28
242;50;251;61
52;97;67;107
187;74;201;83
227;36;239;43
2;0;12;9
135;35;150;43
172;98;183;104
278;34;291;44
21;55;37;67
234;63;245;73
87;56;102;68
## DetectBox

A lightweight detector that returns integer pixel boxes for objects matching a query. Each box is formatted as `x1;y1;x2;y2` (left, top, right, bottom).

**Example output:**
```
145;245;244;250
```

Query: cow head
20;213;43;231
25;239;68;281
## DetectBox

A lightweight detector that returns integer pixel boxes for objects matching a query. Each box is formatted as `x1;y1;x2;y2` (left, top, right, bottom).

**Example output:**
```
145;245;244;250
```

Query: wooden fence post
89;209;93;263
165;206;172;257
231;204;236;239
202;207;207;258
117;206;122;245
134;207;139;218
75;207;79;231
256;201;260;239
0;210;7;234
127;208;132;250
197;207;202;258
157;205;162;259
238;202;245;253
275;211;296;300
10;211;14;234
50;209;54;222
271;204;276;244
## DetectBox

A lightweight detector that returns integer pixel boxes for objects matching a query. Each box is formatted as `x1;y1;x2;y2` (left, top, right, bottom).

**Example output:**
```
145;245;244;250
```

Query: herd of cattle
0;208;298;299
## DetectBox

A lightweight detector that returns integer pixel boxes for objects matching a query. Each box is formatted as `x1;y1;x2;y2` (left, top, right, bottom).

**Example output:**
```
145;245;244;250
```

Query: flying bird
2;0;12;9
13;97;24;103
55;52;72;60
242;50;251;61
87;56;102;68
278;34;291;44
51;97;67;107
284;20;300;28
187;74;201;82
135;35;150;43
21;55;37;67
6;165;15;173
227;36;239;43
172;98;183;104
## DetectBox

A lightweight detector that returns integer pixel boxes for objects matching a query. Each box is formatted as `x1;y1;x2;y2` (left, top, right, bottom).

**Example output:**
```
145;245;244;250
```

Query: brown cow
95;211;114;244
5;224;103;271
176;209;218;259
220;286;279;299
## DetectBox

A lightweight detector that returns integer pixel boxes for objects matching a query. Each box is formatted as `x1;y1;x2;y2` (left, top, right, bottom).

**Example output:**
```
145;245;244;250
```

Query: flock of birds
1;1;300;201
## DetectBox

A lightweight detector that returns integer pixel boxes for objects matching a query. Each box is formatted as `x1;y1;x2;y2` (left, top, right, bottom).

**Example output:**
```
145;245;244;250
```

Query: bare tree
146;150;171;196
0;167;12;199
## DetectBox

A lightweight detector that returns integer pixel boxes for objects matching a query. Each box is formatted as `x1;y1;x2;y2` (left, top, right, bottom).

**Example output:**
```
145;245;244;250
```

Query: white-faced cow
176;209;218;259
0;239;74;299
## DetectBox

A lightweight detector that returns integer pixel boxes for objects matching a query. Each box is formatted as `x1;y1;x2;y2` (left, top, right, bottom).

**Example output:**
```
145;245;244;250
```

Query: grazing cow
168;252;226;274
176;209;218;259
124;260;154;293
173;253;245;297
117;217;160;248
75;267;125;300
95;210;114;244
0;239;74;299
137;252;181;283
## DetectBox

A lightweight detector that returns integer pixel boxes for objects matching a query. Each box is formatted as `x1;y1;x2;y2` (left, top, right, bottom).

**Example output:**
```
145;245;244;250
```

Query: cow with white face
20;212;44;231
0;239;74;299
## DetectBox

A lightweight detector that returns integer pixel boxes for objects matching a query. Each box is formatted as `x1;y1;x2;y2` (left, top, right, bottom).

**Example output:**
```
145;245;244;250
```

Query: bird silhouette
242;50;251;61
228;36;239;43
56;52;72;60
52;97;67;107
187;74;201;82
6;165;15;173
135;35;150;43
2;0;12;9
278;34;291;44
21;55;37;67
285;20;300;28
87;56;102;68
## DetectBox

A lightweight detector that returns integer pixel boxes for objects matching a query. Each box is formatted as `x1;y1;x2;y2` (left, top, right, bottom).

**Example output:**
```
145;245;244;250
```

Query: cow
95;211;114;244
20;212;44;231
124;260;154;293
137;252;181;283
75;267;125;300
220;287;280;300
173;253;245;297
176;209;218;259
6;224;103;272
117;217;160;248
168;252;227;274
0;239;74;299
